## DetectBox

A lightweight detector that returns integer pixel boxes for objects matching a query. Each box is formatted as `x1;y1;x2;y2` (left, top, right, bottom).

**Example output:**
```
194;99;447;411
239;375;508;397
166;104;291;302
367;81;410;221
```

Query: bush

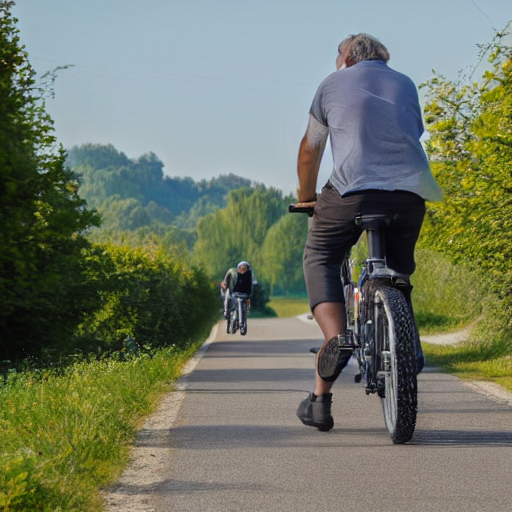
250;281;277;317
76;243;218;352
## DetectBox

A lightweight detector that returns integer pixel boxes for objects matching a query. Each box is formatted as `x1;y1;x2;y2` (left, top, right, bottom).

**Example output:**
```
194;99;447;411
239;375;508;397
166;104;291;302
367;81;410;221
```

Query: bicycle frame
345;215;413;388
229;293;250;336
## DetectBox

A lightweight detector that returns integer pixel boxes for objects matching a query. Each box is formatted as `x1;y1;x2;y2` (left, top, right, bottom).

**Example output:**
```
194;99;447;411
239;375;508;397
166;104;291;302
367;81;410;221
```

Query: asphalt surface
109;316;512;512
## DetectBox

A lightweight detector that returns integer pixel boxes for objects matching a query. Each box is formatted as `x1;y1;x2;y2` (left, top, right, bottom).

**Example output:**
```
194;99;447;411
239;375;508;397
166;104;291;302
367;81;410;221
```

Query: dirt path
420;323;475;345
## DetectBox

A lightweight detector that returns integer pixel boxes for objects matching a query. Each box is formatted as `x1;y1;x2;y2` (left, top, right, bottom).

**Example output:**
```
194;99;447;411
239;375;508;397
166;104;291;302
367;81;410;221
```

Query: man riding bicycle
295;33;442;432
220;261;253;318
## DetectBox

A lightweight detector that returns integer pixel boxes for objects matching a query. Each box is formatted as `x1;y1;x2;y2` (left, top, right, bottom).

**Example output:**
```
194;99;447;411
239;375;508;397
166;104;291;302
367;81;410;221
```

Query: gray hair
338;33;390;64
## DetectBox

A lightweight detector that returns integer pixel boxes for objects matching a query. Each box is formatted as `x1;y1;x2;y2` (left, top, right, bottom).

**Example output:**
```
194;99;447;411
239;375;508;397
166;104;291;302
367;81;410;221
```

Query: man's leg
296;301;354;431
224;290;232;318
312;302;346;395
297;186;362;431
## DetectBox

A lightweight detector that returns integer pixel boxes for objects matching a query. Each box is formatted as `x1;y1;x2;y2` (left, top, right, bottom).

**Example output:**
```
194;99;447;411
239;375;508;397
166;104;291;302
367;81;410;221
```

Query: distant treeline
68;143;252;245
69;143;309;296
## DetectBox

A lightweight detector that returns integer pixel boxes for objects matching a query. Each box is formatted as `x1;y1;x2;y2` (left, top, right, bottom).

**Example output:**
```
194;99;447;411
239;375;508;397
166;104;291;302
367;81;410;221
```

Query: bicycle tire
371;282;417;444
229;307;237;334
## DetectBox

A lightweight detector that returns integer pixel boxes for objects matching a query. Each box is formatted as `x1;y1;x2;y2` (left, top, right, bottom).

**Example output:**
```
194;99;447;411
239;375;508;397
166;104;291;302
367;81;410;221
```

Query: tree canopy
0;1;99;358
68;143;252;224
193;185;305;293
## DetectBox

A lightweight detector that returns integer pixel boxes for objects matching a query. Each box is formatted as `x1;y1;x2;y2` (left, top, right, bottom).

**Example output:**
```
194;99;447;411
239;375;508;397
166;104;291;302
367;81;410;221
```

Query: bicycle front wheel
372;283;417;444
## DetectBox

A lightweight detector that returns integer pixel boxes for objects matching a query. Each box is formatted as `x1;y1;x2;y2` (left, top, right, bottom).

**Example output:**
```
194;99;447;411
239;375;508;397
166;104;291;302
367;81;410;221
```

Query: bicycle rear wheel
372;283;417;444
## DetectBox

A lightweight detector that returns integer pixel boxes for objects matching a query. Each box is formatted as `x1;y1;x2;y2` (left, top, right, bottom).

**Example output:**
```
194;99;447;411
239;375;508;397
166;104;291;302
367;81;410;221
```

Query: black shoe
296;393;334;432
317;332;353;382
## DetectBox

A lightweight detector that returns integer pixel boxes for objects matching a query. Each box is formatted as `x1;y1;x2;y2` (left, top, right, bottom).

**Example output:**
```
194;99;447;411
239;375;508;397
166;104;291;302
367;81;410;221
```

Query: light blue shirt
310;60;442;201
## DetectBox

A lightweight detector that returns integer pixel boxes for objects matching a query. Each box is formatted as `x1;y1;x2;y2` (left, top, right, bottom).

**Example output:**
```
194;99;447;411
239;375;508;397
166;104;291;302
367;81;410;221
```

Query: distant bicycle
289;202;418;444
226;293;250;336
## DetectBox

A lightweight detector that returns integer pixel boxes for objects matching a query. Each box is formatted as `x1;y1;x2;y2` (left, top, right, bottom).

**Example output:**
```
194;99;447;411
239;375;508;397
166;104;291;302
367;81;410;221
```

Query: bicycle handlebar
288;202;316;216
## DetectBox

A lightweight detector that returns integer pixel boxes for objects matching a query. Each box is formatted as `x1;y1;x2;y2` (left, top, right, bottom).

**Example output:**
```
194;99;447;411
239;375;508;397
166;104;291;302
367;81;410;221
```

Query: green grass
0;340;203;511
424;343;512;393
422;304;512;392
412;248;487;333
411;249;512;392
268;296;310;318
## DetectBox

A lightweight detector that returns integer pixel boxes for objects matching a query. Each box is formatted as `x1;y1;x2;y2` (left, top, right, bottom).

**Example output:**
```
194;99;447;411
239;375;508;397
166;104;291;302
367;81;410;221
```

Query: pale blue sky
13;0;512;193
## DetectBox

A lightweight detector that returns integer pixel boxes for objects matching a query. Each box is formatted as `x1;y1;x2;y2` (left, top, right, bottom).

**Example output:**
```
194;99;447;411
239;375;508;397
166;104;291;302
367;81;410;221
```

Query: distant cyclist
295;33;442;431
220;261;253;318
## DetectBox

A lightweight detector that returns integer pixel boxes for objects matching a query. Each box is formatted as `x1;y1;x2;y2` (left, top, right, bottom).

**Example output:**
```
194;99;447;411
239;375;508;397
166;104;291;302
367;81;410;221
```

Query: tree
193;185;289;280
66;142;131;170
420;29;512;314
260;213;308;294
0;1;99;358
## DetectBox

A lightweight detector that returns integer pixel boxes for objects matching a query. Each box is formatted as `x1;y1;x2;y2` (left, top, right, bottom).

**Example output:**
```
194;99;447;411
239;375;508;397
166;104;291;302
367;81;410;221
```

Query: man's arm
297;114;329;203
221;269;233;290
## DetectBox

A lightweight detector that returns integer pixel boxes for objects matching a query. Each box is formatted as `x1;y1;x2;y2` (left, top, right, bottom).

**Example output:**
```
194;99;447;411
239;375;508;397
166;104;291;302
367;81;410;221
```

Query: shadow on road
412;429;512;445
134;423;512;450
205;338;319;358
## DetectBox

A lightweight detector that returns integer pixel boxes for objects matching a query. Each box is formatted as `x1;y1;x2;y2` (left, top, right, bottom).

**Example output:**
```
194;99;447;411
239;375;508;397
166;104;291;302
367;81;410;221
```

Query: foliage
419;32;512;319
88;224;197;252
249;281;277;317
68;143;253;230
194;185;292;280
173;195;221;229
77;242;218;351
260;213;308;294
0;1;100;360
411;248;486;333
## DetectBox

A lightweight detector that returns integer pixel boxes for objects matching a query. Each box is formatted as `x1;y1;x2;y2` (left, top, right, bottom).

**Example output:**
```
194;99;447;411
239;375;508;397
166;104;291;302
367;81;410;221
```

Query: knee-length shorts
303;183;426;311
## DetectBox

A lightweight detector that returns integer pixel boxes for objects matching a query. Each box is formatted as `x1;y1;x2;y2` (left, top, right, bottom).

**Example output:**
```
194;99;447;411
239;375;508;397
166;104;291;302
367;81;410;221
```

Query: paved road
108;316;512;512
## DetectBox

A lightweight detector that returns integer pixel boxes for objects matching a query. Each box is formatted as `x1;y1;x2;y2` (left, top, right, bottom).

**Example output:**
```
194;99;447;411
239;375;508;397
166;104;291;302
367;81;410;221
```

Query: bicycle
226;292;250;336
289;202;418;444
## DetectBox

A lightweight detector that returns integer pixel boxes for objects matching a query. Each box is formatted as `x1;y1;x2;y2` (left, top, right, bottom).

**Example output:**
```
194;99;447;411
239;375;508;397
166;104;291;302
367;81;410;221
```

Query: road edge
103;322;219;512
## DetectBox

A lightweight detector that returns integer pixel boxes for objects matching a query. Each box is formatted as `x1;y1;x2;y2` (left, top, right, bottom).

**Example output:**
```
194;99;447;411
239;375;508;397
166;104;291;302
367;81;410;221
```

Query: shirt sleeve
309;82;328;126
305;114;329;148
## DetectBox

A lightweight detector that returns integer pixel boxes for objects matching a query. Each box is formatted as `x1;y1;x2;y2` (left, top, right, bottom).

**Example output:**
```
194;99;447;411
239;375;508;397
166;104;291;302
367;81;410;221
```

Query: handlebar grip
288;202;315;216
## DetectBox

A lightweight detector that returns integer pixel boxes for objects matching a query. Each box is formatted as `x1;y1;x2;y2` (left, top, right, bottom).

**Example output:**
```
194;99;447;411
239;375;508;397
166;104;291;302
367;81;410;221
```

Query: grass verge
0;338;206;511
411;248;486;333
268;296;309;318
422;305;512;393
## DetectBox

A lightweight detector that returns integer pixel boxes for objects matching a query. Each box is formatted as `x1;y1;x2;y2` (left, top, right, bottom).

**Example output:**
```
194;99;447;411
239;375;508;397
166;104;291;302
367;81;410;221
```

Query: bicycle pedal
335;330;356;349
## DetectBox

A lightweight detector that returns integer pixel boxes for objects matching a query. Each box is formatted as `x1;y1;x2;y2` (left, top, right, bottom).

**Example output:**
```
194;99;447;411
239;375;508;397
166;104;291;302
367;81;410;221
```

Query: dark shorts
303;183;426;311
